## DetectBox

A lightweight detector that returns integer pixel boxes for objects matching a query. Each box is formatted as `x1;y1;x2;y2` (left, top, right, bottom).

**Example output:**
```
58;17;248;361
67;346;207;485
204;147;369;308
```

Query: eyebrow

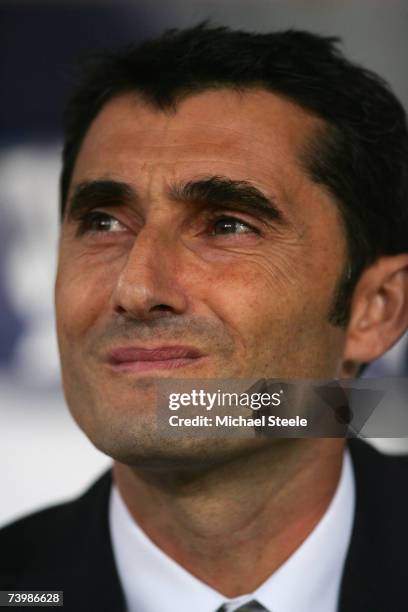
65;176;287;226
168;176;287;225
65;180;136;221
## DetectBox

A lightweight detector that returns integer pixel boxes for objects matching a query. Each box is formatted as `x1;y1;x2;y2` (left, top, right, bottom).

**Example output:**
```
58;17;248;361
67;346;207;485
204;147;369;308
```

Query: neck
113;439;345;597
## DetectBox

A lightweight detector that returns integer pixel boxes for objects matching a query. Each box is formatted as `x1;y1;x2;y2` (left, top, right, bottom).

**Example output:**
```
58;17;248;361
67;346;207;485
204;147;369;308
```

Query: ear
342;254;408;369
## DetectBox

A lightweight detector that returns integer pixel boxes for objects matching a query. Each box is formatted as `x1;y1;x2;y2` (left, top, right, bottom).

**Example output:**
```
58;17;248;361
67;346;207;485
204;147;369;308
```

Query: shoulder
348;437;408;518
0;469;113;586
0;468;112;545
348;437;408;490
339;439;408;611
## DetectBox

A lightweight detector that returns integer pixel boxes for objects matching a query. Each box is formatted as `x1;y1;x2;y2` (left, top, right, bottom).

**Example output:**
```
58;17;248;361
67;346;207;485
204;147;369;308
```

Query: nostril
114;305;127;315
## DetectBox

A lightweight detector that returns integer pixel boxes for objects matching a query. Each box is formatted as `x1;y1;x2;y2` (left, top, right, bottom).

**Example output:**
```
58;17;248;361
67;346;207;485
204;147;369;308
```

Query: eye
77;211;127;234
211;216;259;236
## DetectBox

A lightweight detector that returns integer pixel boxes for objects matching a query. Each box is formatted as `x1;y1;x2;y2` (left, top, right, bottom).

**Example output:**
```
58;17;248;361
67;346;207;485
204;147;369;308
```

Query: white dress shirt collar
109;449;355;612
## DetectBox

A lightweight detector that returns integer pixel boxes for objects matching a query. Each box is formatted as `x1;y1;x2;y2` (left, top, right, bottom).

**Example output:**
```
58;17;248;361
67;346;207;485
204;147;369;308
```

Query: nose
112;226;189;321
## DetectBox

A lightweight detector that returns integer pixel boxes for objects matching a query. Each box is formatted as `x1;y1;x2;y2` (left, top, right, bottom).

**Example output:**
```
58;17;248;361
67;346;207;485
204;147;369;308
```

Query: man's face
55;89;347;465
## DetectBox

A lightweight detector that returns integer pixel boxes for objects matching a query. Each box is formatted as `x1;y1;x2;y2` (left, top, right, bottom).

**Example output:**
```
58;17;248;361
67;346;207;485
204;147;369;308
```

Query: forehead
70;88;324;196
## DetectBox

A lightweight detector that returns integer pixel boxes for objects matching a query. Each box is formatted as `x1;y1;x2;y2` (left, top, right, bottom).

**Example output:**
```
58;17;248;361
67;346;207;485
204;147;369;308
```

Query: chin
86;418;261;472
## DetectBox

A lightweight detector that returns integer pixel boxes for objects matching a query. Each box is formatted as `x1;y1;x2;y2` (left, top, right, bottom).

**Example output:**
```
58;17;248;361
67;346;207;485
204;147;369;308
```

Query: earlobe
342;255;408;368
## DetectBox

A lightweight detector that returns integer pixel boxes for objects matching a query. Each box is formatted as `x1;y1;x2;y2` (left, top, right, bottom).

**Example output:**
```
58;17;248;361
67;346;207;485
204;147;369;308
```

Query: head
55;24;408;467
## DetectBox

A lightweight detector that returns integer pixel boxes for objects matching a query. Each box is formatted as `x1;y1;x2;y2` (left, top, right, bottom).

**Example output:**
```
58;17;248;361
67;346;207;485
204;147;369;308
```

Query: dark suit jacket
1;439;408;611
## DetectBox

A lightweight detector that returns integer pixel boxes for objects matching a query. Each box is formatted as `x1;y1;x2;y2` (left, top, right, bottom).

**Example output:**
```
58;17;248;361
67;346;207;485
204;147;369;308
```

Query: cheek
202;256;295;342
203;254;343;375
55;250;118;343
204;248;306;321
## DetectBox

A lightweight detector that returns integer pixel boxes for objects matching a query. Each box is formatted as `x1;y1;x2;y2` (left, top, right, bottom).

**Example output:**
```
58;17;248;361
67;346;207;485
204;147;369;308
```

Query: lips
106;345;205;373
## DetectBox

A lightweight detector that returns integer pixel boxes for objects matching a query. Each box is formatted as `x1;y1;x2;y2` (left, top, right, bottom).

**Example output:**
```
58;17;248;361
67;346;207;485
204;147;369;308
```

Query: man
1;24;408;612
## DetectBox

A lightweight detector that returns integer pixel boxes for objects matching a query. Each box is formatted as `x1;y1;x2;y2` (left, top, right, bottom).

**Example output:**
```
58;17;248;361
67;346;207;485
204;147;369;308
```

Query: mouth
105;345;207;373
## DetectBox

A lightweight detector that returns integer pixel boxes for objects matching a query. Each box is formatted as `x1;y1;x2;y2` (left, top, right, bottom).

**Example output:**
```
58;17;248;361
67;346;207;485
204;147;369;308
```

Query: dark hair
60;23;408;326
